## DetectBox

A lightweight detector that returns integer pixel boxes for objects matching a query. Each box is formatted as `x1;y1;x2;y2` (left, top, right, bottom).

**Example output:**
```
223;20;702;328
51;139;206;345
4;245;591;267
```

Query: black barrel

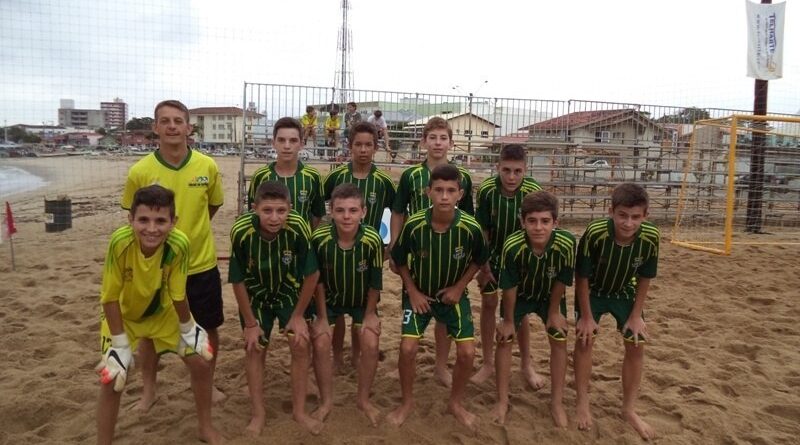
44;198;72;232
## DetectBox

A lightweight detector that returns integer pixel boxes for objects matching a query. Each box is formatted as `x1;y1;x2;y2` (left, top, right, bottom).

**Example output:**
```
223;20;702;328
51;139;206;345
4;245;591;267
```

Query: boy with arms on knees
122;100;224;411
97;185;217;445
387;164;488;431
248;117;325;228
389;116;474;387
492;191;575;427
471;144;544;388
323;121;395;372
229;181;328;435
574;183;659;439
301;105;318;146
324;107;341;151
312;183;385;426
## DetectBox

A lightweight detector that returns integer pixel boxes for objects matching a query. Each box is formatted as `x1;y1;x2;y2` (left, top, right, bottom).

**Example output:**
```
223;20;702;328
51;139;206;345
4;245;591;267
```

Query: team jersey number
402;309;413;325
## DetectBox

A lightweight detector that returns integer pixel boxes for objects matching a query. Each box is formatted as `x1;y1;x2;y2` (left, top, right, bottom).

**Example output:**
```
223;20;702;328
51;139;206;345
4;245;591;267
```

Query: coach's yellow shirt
122;149;224;274
100;226;190;321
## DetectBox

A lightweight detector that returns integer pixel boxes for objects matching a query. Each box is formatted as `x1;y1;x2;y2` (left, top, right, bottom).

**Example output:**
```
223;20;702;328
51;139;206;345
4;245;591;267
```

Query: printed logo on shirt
357;259;369;273
188;176;209;187
298;190;308;203
368;191;377;205
123;268;133;282
547;266;557;279
632;256;643;269
282;250;294;265
453;246;465;260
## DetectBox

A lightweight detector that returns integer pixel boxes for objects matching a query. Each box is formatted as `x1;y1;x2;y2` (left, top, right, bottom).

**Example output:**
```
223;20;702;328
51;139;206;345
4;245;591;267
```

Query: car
585;159;610;168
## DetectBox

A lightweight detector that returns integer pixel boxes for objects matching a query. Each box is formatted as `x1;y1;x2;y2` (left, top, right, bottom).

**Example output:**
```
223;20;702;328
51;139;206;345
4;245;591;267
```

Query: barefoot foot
386;403;414;427
312;403;332;422
134;394;158;413
448;401;477;433
470;364;494;385
550;401;568;428
522;365;545;390
489;402;509;425
576;400;593;431
294;413;324;435
357;400;382;427
245;415;265;436
434;367;452;388
623;410;655;440
198;427;224;445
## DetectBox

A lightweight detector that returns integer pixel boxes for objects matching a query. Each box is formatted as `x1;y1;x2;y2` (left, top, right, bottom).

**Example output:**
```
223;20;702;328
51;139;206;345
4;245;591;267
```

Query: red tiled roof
189;107;263;118
519;109;633;131
494;132;529;144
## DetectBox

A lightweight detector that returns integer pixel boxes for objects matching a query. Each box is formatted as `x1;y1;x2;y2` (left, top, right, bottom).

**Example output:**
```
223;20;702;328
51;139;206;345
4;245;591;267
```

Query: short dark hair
154;100;189;122
422;116;452;140
373;110;383;118
306;105;315;113
499;144;526;162
272;116;303;138
330;183;365;206
520;190;558;220
131;184;176;218
611;183;649;209
348;121;379;148
254;181;291;204
429;164;462;188
346;102;357;109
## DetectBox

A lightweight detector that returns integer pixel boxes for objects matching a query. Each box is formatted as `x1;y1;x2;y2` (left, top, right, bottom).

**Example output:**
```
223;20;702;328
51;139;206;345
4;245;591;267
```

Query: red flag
4;201;16;238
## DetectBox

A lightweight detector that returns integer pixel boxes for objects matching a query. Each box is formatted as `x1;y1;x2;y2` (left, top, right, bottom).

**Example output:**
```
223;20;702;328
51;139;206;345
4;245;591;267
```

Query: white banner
746;1;786;80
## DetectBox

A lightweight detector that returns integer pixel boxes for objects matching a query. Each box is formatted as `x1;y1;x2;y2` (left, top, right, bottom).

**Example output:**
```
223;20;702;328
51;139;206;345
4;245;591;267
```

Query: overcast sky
1;0;798;125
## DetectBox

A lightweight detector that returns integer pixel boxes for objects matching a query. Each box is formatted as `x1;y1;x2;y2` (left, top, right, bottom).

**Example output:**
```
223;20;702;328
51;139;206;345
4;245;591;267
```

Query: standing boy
492;191;575;427
312;183;385;426
574;183;659;439
97;185;218;445
343;101;362;148
387;164;488;431
389;116;474;386
300;106;318;146
323;121;395;371
471;144;544;388
122;100;224;411
229;181;328;435
248;117;325;228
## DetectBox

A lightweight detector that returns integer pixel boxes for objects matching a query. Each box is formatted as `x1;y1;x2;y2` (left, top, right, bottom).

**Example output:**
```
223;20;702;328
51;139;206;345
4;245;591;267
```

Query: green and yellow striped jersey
499;228;575;301
228;210;318;309
311;223;383;307
323;163;396;232
475;176;542;260
247;161;325;224
576;218;659;300
391;160;474;216
391;208;488;299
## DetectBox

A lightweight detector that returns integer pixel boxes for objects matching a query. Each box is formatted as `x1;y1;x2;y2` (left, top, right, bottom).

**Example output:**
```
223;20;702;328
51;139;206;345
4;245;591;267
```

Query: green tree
6;126;28;143
656;107;711;124
21;133;41;143
96;127;107;135
125;117;154;130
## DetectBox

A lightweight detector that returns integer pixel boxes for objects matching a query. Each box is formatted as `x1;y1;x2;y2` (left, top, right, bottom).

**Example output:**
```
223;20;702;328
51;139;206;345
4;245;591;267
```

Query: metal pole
745;0;771;233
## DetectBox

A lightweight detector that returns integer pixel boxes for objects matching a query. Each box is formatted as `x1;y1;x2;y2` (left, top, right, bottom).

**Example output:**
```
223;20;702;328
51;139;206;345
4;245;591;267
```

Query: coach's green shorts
401;295;474;341
574;296;646;343
480;259;501;294
500;297;568;341
240;301;313;347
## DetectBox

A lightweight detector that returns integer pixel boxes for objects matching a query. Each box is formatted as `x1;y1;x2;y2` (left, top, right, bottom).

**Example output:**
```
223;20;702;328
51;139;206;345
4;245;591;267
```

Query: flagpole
8;236;14;271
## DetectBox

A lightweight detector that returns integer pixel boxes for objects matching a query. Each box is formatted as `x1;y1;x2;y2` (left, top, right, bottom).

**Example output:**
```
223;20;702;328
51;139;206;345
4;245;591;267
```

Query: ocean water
0;165;47;198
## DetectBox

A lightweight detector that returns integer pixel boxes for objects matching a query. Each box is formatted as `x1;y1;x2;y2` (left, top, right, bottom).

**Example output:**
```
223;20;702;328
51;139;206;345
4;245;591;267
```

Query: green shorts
500;298;568;341
401;294;474;341
480;259;501;294
240;302;313;347
325;305;376;326
100;305;180;356
574;296;646;343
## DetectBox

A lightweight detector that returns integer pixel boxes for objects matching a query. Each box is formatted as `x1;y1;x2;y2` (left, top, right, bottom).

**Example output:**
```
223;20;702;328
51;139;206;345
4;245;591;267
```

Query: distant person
367;109;390;150
300;106;318;146
97;185;218;445
492;191;575;427
122;99;225;418
324;107;341;151
343;102;362;147
248;117;325;228
574;183;659;440
230;181;328;435
387;164;488;431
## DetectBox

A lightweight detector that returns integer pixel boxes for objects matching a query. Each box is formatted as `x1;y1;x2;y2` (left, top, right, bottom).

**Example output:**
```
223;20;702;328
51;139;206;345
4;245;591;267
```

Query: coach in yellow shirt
121;100;225;419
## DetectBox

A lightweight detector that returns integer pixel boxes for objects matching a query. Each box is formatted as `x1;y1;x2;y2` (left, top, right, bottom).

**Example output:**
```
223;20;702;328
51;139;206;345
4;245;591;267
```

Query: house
405;112;500;147
520;109;669;148
189;107;264;148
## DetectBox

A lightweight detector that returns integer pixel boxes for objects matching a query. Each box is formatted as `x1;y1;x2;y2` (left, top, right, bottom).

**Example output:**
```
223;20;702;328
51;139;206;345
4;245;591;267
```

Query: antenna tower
333;0;353;104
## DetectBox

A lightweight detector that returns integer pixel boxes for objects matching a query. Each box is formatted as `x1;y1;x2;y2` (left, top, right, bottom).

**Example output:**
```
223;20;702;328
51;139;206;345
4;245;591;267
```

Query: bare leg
206;328;225;403
136;338;159;412
448;340;477;433
332;316;345;373
386;338;418;426
434;322;452;387
574;337;594;431
490;336;512;424
622;342;654;439
183;356;222;444
471;292;497;385
96;381;122;445
549;337;568;428
243;345;267;435
356;327;381;426
350;323;361;369
518;317;545;390
311;329;333;422
289;335;323;434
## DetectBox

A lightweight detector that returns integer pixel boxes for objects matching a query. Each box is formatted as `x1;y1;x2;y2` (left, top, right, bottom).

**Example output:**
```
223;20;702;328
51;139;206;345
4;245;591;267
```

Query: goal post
672;114;800;255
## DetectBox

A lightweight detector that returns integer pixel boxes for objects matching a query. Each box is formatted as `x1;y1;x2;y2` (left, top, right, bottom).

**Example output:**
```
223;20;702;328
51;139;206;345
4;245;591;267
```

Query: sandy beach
1;155;798;444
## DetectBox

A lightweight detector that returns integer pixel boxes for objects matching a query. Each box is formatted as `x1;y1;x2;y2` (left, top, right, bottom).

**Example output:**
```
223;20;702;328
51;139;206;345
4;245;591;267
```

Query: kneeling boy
96;185;217;445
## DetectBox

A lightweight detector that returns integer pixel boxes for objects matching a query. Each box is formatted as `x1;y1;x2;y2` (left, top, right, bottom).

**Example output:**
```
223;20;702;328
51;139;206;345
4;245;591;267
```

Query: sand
0;155;798;444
